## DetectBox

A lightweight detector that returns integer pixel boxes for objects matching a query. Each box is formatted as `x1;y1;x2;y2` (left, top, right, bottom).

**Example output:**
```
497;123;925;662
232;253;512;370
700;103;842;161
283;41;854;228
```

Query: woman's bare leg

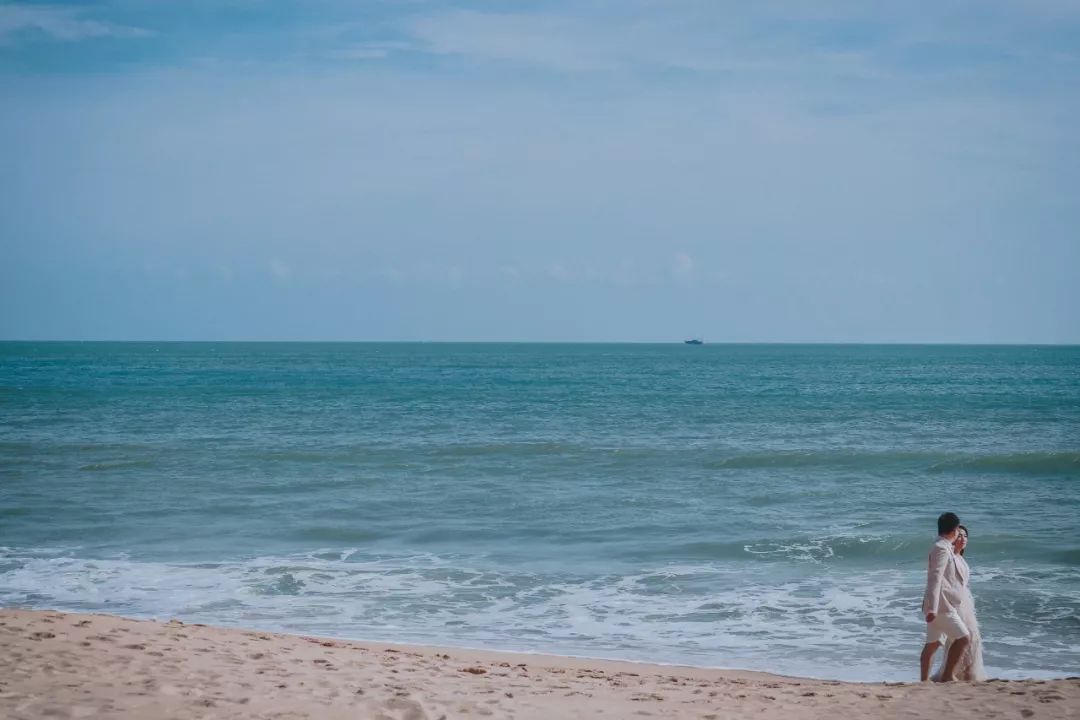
940;636;970;681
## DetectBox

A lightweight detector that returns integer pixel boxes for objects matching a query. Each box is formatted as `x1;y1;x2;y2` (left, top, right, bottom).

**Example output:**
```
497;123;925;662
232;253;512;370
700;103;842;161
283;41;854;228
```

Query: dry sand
1;608;1076;719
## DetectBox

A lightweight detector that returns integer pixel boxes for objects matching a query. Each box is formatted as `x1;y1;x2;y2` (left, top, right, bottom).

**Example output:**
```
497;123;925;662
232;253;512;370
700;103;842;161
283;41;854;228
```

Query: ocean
1;342;1077;682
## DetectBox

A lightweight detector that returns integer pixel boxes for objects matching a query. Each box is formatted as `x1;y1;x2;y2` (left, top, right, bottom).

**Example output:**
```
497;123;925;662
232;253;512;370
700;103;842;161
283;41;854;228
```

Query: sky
1;1;1078;342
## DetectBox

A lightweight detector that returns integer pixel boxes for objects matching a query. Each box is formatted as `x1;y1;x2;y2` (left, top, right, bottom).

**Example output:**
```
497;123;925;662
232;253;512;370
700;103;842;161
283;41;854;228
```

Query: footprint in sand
1037;693;1065;703
377;697;429;720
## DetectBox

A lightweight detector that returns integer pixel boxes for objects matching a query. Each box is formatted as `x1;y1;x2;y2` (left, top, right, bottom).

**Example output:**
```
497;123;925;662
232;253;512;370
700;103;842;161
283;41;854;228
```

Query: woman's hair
956;524;969;557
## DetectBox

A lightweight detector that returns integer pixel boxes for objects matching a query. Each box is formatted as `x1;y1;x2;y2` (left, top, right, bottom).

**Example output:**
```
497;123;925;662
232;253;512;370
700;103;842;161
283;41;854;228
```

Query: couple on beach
920;511;986;682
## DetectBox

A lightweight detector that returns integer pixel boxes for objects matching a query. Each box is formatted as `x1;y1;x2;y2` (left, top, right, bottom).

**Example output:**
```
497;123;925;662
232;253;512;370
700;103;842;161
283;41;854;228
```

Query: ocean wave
620;535;920;564
10;439;1078;479
215;447;1080;478
741;535;904;564
287;526;384;543
431;442;579;458
703;450;1080;475
1050;547;1080;566
1;546;1076;681
928;452;1080;475
78;460;158;472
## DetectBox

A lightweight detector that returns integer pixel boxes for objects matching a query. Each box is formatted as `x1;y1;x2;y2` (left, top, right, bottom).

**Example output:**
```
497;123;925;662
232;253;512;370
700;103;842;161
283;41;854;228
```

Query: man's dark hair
937;512;961;536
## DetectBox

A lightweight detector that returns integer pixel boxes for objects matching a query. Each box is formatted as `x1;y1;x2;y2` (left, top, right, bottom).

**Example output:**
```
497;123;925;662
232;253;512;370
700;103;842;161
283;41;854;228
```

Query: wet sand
1;608;1076;719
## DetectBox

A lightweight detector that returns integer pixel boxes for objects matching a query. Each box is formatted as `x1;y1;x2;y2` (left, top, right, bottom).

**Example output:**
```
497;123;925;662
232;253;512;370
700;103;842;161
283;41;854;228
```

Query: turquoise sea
1;342;1078;681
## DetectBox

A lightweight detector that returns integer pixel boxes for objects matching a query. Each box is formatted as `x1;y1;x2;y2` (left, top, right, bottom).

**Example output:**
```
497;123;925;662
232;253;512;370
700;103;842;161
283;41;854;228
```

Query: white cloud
671;252;695;277
268;258;292;282
443;265;464;284
0;5;152;44
707;270;731;285
332;41;415;62
545;263;573;282
214;263;234;281
378;267;405;285
389;1;1079;104
396;7;875;79
404;10;622;72
334;46;390;61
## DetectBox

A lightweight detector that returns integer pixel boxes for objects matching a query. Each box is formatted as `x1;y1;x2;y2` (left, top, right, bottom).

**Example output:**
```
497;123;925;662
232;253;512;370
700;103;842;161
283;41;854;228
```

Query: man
920;512;971;681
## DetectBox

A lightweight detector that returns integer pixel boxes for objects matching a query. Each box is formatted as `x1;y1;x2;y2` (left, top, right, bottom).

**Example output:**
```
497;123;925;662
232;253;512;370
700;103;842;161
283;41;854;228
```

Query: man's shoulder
930;537;952;552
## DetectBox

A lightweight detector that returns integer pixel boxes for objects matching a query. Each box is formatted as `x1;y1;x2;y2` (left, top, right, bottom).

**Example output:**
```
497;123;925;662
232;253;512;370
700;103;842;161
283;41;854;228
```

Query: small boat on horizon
684;338;704;345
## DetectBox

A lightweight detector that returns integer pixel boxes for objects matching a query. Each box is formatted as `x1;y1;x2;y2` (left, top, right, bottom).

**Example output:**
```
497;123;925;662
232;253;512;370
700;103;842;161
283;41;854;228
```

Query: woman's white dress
933;552;987;681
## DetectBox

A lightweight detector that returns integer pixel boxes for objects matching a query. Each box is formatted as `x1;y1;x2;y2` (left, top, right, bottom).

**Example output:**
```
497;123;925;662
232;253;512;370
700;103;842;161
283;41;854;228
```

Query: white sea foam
1;545;1074;682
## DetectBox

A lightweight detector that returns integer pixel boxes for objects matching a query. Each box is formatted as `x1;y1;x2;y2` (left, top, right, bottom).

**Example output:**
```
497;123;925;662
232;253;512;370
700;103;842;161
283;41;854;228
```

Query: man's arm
922;543;949;621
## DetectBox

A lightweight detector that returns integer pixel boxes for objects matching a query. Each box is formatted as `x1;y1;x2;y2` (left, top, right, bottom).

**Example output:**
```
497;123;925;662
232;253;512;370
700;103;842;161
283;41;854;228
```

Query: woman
933;525;987;681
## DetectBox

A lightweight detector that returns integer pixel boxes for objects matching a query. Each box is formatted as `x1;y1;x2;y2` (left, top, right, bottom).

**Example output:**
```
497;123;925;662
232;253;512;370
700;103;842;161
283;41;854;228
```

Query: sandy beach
1;609;1076;719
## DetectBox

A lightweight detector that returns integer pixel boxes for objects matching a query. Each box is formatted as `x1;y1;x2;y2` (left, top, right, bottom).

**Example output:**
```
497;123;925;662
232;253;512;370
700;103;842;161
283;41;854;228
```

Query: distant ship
684;338;704;345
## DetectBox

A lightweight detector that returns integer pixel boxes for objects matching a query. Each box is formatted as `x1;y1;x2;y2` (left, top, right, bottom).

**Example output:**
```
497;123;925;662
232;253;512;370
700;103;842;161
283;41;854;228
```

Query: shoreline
2;608;1077;719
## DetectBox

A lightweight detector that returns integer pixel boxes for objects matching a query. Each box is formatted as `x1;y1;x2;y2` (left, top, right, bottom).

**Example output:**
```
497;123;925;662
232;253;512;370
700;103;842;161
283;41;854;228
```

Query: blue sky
1;1;1078;342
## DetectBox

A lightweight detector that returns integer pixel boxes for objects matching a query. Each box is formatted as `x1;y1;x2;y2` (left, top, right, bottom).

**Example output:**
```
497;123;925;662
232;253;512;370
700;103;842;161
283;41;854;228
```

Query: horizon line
2;339;1078;347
